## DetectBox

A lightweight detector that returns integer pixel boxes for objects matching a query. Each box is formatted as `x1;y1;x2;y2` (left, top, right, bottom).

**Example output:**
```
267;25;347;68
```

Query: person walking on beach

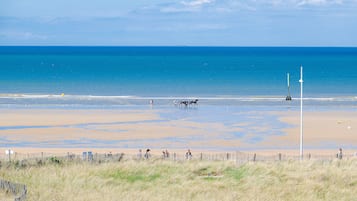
165;149;170;158
186;149;192;160
137;149;142;159
144;149;151;159
338;148;343;160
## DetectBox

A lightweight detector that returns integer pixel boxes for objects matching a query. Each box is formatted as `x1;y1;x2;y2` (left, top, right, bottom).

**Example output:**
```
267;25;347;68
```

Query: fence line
0;151;354;166
0;179;27;201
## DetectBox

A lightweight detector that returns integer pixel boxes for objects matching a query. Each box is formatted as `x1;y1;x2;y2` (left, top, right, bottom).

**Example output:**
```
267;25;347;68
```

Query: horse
178;99;198;107
189;99;198;105
179;100;189;106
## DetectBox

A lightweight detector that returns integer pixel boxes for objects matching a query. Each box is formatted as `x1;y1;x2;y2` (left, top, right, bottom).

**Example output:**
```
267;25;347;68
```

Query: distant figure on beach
144;149;151;159
165;149;170;158
150;99;154;105
337;148;343;160
162;149;170;159
186;149;192;160
137;149;142;159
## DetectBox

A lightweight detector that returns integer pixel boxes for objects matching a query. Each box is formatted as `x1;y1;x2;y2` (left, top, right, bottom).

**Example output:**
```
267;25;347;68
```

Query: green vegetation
1;159;356;201
224;166;247;181
103;169;161;183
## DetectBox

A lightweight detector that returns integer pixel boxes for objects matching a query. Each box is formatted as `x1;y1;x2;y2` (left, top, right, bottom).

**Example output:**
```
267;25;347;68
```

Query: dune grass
1;158;356;201
0;190;13;201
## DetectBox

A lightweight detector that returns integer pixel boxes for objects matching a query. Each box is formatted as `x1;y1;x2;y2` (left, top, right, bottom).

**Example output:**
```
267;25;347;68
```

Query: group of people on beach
137;149;152;159
137;149;193;160
136;148;347;160
162;150;170;158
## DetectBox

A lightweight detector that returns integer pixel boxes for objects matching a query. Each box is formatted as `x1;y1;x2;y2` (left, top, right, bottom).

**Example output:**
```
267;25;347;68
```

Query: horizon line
1;45;357;48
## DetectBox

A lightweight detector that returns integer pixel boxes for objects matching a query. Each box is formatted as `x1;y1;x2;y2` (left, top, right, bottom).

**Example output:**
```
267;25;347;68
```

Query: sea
0;46;357;107
0;46;356;150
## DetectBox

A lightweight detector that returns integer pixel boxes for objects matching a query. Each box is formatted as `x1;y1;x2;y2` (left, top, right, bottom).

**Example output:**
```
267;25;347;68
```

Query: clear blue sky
0;0;356;46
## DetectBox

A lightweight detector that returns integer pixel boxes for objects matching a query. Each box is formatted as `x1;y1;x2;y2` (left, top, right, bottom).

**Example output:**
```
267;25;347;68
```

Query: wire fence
1;150;355;166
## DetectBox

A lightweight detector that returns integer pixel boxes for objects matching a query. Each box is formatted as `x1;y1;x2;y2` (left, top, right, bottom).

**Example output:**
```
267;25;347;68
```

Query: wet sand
267;111;357;148
0;109;356;155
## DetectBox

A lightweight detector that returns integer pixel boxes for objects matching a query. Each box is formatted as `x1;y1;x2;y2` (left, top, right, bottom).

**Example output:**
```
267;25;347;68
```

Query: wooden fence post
253;153;256;162
278;153;282;161
235;151;238;165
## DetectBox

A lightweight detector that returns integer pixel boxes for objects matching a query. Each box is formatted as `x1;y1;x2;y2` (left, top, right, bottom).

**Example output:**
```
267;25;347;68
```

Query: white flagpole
287;73;290;88
286;73;292;101
299;66;304;160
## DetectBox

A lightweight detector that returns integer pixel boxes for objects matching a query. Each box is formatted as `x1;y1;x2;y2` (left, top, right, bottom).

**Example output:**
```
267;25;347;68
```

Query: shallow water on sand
0;103;356;150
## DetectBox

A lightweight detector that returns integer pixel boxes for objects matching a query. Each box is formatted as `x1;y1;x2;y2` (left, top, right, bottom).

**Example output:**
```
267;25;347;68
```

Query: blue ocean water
1;46;357;98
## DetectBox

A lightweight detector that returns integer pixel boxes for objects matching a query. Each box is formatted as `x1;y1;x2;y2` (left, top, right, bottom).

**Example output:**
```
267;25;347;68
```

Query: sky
0;0;357;46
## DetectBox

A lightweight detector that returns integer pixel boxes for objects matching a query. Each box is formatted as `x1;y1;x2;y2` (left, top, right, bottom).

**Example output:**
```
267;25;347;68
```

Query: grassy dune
1;159;356;201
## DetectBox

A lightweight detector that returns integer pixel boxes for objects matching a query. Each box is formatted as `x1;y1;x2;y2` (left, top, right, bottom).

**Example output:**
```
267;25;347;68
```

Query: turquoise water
1;46;357;98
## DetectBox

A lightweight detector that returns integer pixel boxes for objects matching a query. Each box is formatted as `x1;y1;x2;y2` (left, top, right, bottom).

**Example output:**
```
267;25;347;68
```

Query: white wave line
0;94;356;102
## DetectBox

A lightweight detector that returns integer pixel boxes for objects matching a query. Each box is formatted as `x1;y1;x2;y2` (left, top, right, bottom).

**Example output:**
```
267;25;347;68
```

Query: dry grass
1;159;356;201
0;191;13;201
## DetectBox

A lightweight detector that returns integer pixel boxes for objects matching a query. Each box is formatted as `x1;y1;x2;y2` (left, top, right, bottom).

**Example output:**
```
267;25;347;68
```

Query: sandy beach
275;111;356;146
0;108;356;156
